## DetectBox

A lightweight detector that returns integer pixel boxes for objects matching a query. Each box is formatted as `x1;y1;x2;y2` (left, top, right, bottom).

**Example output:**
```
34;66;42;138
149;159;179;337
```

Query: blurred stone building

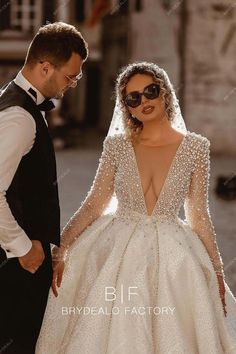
0;0;235;152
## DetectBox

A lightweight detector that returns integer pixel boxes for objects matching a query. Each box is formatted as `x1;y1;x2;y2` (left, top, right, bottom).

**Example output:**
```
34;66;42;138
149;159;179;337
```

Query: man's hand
18;240;45;273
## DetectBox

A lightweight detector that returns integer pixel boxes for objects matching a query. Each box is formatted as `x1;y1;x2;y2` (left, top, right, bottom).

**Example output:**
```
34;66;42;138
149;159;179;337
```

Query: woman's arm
184;137;226;307
53;136;117;261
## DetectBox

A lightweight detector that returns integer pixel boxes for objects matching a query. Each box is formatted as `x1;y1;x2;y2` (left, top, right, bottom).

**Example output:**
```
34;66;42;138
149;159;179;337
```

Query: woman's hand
52;260;65;297
51;245;68;297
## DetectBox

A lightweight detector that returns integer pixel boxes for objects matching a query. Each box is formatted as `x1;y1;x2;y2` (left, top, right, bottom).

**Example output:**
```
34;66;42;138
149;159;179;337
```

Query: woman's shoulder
102;134;129;157
188;131;210;149
104;133;129;146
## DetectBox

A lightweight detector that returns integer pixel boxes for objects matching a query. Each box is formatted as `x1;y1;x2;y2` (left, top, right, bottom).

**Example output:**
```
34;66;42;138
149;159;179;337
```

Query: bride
36;62;236;354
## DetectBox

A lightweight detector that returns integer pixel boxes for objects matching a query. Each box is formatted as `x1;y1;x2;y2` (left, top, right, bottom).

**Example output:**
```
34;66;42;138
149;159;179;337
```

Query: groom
0;22;88;353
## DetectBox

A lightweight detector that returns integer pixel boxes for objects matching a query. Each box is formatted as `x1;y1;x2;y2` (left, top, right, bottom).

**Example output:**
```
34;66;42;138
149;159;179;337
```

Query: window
0;0;42;34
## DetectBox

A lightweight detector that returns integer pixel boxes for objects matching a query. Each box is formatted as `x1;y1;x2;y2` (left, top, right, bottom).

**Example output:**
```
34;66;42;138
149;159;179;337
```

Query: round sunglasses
124;83;161;108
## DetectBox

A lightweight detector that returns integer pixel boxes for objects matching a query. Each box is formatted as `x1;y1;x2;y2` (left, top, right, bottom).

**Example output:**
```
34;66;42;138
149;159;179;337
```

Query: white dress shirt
0;71;48;258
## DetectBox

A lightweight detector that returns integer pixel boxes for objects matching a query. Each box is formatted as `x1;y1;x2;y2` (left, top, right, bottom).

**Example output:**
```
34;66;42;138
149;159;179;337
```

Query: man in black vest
0;22;88;353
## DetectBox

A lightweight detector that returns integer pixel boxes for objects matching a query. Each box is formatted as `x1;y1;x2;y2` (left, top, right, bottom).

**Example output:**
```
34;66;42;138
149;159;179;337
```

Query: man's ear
39;61;54;78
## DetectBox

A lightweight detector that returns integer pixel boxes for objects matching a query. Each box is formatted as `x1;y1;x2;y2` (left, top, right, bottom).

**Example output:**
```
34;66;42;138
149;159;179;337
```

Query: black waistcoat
0;81;60;246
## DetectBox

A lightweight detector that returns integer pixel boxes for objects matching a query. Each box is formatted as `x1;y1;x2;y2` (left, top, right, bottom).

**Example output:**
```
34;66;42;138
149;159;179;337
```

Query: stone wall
130;0;181;87
184;0;236;153
129;0;236;153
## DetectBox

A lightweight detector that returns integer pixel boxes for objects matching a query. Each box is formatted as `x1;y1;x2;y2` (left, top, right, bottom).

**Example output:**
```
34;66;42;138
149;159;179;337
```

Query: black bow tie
28;87;55;112
37;99;55;112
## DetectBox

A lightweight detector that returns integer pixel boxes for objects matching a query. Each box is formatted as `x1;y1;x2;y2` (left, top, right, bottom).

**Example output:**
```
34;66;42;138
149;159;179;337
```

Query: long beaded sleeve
53;136;116;261
184;137;225;281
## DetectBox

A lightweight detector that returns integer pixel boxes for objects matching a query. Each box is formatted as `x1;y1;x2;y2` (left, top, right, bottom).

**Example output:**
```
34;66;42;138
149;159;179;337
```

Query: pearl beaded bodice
114;132;190;219
58;131;225;279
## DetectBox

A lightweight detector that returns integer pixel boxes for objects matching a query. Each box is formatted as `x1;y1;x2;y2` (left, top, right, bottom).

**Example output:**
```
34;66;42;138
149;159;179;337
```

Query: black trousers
0;242;53;354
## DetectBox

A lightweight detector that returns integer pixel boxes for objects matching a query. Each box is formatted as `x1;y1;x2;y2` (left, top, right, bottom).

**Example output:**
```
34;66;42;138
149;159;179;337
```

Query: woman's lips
142;105;155;114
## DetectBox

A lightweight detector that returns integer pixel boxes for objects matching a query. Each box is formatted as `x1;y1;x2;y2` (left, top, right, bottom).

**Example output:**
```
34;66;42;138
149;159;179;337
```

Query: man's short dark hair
25;22;88;67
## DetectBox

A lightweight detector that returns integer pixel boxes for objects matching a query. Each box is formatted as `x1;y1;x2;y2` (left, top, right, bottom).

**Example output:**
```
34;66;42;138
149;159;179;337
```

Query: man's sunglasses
124;83;161;108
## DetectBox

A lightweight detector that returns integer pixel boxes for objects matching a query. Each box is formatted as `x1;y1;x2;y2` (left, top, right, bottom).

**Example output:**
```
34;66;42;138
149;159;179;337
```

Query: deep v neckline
129;131;189;217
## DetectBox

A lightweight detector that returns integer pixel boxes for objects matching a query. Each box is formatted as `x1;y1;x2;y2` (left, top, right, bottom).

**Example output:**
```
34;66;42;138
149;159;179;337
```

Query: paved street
56;144;236;295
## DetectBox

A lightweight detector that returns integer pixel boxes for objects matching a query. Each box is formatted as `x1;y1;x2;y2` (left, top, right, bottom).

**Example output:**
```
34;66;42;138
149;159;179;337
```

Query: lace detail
53;131;225;284
52;136;116;261
184;136;225;280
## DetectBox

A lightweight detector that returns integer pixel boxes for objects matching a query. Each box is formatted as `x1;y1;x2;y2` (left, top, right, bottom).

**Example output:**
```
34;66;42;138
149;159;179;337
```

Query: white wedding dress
36;131;236;354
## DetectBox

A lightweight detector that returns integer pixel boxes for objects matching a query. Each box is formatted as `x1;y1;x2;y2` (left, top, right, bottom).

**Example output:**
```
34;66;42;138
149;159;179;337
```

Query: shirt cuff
1;235;32;259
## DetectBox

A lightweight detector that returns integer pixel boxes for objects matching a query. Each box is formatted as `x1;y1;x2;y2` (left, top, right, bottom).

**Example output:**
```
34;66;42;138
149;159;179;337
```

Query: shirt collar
14;71;45;105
